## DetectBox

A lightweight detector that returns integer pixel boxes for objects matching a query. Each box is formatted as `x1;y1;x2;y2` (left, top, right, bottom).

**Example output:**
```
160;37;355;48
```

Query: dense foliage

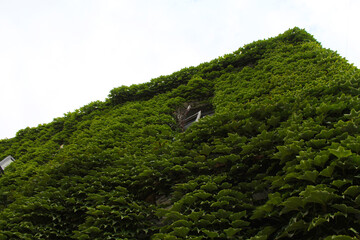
1;27;360;239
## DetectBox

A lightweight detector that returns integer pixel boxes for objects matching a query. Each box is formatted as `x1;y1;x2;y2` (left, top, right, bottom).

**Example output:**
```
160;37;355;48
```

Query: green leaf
193;191;212;200
283;219;308;234
313;153;329;167
182;195;197;205
151;233;177;240
344;109;360;119
76;234;90;240
224;228;241;238
301;186;339;206
202;214;216;222
200;182;218;192
215;209;231;219
198;219;212;227
188;211;204;221
324;235;355;240
171;220;192;228
96;205;111;212
210;200;229;208
284;172;300;181
251;204;273;220
308;139;327;149
305;191;338;205
172;227;190;238
229;211;247;221
271;177;285;188
308;216;328;231
331;179;351;188
285;219;308;232
346;142;360;154
297;170;318;183
200;143;212;156
329;146;352;159
343;185;360;198
355;195;360;205
349;227;359;236
320;165;335;178
165;211;186;221
331;204;360;215
231;220;250;228
249;226;276;240
280;197;304;214
274;144;301;164
202;230;219;239
83;226;101;234
352;155;360;166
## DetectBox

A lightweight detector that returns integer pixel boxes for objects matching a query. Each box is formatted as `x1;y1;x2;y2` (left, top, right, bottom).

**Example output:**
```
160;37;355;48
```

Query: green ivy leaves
2;27;360;239
329;146;352;159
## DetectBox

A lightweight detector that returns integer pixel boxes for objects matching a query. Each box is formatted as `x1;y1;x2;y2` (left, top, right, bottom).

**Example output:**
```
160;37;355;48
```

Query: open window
0;155;15;175
175;102;214;131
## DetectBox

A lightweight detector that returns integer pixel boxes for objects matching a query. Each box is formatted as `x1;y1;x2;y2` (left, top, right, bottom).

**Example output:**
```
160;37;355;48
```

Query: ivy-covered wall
0;27;359;239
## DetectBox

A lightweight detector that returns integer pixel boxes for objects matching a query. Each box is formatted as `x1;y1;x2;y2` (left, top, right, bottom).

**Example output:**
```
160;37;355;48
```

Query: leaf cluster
1;27;359;239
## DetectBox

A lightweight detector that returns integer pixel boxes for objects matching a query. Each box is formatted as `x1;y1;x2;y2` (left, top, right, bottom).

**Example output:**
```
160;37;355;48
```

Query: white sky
0;0;359;139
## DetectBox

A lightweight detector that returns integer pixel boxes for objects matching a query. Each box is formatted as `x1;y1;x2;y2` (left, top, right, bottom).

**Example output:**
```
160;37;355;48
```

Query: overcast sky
0;0;359;139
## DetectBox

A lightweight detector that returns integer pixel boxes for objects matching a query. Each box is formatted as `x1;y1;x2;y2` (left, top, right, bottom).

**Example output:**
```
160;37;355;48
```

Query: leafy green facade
1;27;360;239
